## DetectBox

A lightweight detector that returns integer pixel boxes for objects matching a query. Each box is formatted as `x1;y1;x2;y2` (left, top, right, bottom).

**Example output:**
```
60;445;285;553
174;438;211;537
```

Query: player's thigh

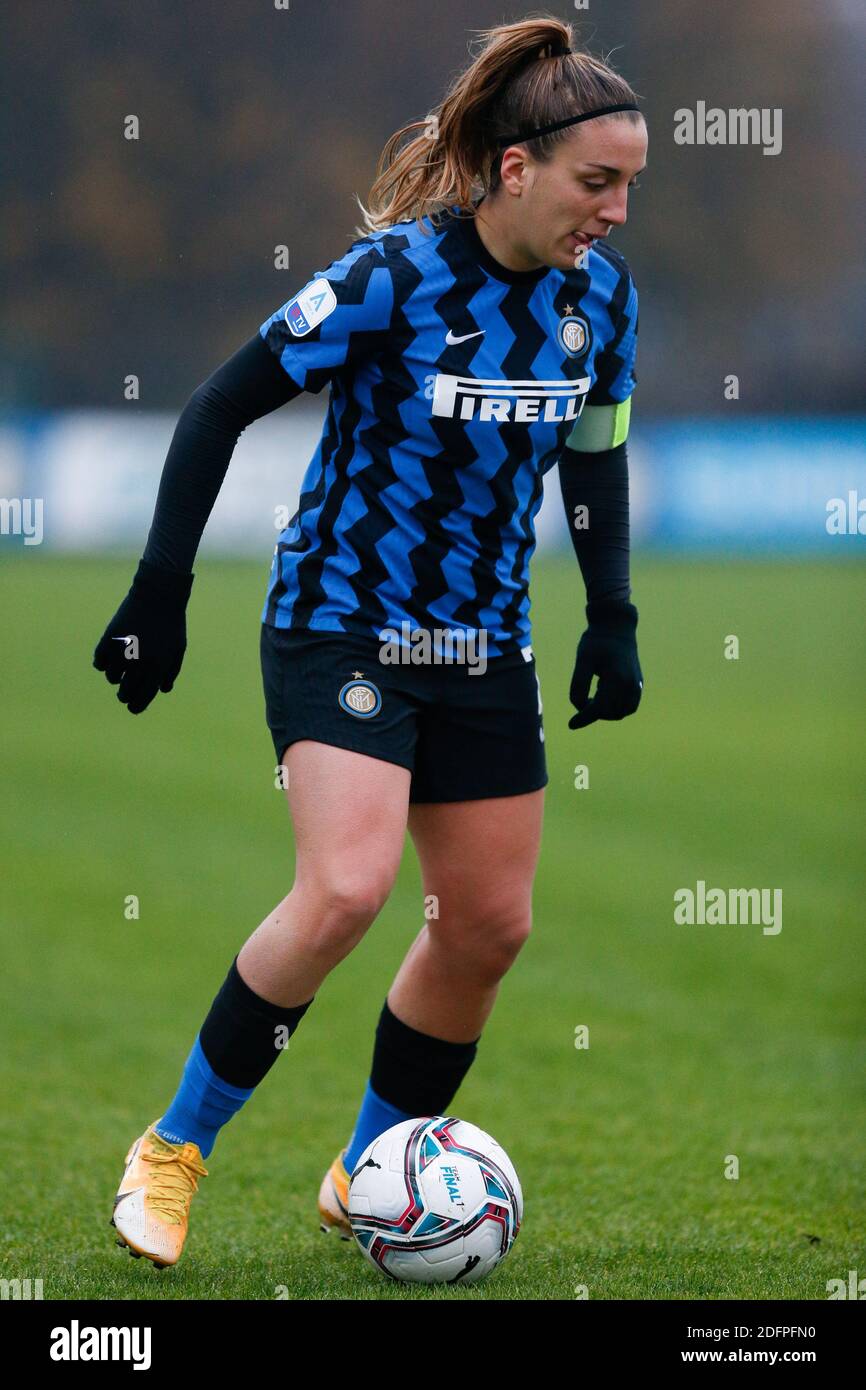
407;789;545;922
284;739;411;904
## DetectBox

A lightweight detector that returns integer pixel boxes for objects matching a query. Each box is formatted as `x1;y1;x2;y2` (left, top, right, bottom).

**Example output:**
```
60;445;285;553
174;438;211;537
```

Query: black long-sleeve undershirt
557;441;631;604
141;332;301;573
141;330;631;603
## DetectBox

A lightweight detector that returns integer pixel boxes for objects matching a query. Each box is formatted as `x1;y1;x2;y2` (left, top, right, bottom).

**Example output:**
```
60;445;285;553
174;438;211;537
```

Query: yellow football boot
111;1122;208;1268
317;1149;353;1239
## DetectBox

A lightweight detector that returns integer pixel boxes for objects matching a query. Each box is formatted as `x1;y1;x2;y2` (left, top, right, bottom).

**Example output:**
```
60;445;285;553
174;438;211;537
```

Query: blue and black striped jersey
259;204;638;656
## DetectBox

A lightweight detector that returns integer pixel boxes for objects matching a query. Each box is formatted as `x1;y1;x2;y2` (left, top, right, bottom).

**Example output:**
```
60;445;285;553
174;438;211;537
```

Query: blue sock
343;1080;414;1172
154;1036;254;1159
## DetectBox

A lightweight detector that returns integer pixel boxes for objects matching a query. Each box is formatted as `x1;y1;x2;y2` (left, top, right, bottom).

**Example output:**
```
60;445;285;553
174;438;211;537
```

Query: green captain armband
565;398;632;453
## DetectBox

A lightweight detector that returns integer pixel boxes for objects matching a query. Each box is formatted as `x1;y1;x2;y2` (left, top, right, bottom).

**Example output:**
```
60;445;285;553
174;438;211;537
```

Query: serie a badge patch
557;314;591;359
284;278;337;337
338;679;382;718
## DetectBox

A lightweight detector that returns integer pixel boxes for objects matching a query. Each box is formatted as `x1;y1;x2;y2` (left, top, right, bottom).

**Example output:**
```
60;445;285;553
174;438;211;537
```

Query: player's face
510;117;648;272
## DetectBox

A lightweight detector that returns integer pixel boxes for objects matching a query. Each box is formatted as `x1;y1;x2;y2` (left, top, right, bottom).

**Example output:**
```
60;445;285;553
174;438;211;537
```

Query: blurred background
2;0;865;556
1;1;864;1300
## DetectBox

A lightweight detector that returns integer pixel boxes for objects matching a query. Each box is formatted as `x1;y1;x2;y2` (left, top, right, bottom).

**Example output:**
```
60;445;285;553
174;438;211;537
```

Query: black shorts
260;623;547;803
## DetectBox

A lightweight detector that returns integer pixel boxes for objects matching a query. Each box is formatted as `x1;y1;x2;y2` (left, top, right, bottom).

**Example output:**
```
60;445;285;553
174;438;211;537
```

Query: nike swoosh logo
113;1188;143;1212
445;329;484;345
330;1177;349;1217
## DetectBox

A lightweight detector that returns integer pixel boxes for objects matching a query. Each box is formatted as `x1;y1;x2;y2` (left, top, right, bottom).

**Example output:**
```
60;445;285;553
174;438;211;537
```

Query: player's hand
568;599;643;729
92;559;194;715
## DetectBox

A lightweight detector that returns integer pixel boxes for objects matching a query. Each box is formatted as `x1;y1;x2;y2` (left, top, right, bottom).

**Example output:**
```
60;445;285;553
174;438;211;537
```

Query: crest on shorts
557;314;591;359
338;678;382;719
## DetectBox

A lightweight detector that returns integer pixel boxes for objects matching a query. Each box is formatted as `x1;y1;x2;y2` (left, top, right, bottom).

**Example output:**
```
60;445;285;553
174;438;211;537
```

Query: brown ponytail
353;14;642;238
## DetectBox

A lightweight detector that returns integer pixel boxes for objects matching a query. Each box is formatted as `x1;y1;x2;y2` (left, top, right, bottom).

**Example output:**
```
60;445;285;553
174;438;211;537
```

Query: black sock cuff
199;956;314;1088
377;999;481;1059
225;956;314;1023
370;999;480;1115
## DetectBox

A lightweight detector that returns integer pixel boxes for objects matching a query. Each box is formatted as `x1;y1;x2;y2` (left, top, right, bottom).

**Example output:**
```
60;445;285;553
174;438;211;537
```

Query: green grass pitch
1;553;863;1300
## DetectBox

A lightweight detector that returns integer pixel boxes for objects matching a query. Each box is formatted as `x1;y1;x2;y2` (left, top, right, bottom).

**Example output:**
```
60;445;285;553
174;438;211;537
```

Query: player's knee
436;904;531;984
307;867;394;948
484;918;532;981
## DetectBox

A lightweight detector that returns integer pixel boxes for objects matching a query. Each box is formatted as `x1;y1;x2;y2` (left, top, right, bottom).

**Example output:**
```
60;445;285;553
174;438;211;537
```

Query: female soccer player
95;16;646;1267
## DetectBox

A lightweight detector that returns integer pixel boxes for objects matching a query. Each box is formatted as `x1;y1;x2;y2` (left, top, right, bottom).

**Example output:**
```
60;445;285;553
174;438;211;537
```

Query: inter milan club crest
338;674;382;718
557;312;592;360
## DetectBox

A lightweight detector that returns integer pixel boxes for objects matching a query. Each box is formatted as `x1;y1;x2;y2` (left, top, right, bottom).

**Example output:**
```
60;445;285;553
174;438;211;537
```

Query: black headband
495;103;641;150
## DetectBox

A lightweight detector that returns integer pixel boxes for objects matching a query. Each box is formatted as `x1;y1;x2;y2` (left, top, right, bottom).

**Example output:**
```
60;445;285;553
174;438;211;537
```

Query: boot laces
144;1147;208;1224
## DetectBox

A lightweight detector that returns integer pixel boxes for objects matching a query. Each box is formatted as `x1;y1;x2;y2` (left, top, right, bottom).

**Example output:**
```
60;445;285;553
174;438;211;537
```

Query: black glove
569;599;643;730
92;559;194;715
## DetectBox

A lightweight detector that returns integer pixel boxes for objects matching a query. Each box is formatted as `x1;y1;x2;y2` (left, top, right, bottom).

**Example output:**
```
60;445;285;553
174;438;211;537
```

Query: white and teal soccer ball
347;1116;522;1284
